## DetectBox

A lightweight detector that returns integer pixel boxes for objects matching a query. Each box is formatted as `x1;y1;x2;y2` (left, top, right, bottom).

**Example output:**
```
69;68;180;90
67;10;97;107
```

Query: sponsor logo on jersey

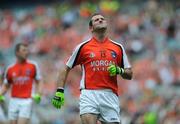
90;60;115;71
91;60;115;67
13;76;30;84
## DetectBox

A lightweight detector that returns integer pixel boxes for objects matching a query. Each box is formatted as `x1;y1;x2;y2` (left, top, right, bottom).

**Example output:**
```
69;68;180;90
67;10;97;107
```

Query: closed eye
94;18;105;22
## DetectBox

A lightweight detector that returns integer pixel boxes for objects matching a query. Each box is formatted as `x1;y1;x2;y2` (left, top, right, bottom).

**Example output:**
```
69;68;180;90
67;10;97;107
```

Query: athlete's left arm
32;79;43;104
120;44;133;80
121;67;133;80
34;61;43;95
35;79;43;95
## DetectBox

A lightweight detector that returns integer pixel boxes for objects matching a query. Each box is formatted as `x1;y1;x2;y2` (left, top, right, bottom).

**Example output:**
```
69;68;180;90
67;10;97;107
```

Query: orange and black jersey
66;37;131;95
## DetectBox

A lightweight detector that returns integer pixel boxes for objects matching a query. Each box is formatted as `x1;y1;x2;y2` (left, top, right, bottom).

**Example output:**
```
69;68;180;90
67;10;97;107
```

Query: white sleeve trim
3;63;15;84
66;40;89;68
28;60;42;80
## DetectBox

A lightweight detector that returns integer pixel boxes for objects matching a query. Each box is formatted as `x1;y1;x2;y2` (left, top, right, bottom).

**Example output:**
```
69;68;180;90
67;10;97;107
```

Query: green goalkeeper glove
52;88;64;109
32;93;41;104
0;95;5;102
107;64;125;76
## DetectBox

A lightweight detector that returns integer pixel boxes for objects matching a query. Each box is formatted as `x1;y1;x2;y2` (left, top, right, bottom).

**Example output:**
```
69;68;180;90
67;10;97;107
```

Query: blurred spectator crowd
0;0;179;124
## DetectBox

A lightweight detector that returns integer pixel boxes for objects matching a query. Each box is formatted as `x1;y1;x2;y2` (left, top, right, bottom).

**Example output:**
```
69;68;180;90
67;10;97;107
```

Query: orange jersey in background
4;60;41;98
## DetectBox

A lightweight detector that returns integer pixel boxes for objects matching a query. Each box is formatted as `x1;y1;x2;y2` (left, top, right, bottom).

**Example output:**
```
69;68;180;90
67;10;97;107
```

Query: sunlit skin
91;15;108;32
90;15;108;41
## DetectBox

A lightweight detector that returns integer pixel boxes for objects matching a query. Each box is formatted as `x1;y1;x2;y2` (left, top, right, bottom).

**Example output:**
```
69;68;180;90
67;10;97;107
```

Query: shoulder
109;39;124;50
5;62;16;71
4;62;16;74
76;39;90;48
73;39;91;52
27;60;39;67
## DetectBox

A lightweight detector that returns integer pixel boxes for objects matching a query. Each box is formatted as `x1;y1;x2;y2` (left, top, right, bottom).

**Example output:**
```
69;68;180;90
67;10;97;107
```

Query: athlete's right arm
57;65;71;88
52;42;84;109
52;65;71;109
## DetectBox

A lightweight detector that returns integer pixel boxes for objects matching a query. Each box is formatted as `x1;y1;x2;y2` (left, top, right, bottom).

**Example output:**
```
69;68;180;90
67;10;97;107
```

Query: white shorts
80;89;121;123
8;98;33;120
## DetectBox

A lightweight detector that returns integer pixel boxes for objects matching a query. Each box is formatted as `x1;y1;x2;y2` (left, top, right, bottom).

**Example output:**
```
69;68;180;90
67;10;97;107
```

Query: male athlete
52;13;133;124
0;43;43;124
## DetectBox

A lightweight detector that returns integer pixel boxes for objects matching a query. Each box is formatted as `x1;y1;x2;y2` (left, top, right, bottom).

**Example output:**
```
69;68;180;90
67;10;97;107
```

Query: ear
89;26;93;32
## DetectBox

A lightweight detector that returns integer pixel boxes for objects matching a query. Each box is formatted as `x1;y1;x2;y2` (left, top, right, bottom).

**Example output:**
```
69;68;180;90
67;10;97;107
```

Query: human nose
99;19;104;23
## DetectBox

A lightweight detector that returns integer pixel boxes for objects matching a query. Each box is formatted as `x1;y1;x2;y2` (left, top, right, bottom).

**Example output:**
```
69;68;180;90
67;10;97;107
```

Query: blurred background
0;0;179;124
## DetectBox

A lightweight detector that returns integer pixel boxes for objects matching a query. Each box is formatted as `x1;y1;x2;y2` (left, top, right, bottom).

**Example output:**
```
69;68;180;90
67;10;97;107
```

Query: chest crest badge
111;51;117;58
26;69;31;76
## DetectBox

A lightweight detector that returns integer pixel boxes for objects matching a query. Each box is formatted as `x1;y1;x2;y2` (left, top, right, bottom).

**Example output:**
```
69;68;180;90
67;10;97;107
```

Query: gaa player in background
0;43;43;124
52;13;133;124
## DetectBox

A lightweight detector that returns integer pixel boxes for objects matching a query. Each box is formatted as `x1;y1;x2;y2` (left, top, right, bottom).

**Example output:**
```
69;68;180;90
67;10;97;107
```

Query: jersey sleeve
34;62;42;81
29;60;42;81
120;45;131;68
66;44;84;68
3;67;11;84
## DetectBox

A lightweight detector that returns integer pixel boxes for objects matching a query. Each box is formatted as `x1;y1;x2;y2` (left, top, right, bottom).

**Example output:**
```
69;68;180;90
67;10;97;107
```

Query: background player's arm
35;79;43;95
33;79;43;104
0;83;10;96
33;62;43;103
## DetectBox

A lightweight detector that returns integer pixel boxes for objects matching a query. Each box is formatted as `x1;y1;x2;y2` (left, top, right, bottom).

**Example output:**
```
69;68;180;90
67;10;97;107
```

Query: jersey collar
92;37;108;44
16;59;27;65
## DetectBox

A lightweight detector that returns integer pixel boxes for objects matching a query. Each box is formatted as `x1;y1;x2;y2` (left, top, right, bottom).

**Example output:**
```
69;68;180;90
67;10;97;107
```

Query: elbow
126;68;133;80
122;71;133;80
128;75;133;80
128;71;133;80
126;75;133;80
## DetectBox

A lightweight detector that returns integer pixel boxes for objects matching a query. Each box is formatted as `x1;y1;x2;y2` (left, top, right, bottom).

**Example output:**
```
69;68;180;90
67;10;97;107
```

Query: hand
33;93;41;104
52;88;64;109
107;64;124;76
0;95;5;102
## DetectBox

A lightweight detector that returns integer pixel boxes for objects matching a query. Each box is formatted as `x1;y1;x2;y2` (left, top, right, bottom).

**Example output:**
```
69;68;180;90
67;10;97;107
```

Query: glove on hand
52;88;64;109
0;95;5;102
107;64;125;76
33;93;41;104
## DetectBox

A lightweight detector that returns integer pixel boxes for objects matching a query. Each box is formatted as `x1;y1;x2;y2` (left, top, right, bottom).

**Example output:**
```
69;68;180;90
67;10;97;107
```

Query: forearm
57;66;71;88
35;80;43;95
121;68;133;80
51;65;70;108
0;84;9;95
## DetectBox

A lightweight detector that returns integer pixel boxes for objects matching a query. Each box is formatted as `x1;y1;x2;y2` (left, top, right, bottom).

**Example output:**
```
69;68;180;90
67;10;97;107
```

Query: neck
17;58;26;64
93;32;107;42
